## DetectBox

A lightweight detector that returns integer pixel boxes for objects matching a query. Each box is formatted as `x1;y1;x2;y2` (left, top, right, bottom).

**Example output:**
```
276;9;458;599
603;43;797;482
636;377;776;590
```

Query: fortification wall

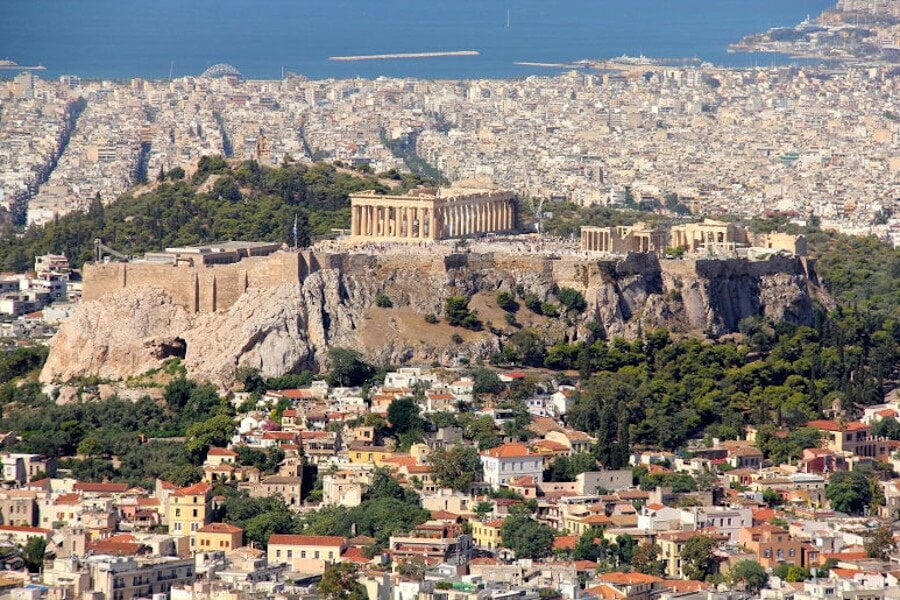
82;248;812;315
84;252;306;313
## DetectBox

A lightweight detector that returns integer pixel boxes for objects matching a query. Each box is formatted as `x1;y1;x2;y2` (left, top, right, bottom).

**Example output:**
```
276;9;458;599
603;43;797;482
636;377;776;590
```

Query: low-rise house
738;524;803;569
807;420;891;460
480;443;543;488
247;475;302;508
204;447;237;467
658;530;727;579
388;521;471;566
267;534;347;575
193;523;243;553
0;490;38;526
592;572;665;600
471;519;504;550
545;429;595;455
346;443;394;466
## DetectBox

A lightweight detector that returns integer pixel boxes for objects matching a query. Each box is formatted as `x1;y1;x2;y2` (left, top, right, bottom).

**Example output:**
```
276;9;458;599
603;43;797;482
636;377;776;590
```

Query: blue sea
1;0;835;80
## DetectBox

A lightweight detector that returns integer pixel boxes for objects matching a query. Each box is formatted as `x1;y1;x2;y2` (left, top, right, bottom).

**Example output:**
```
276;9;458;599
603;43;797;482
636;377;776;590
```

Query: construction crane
94;239;131;263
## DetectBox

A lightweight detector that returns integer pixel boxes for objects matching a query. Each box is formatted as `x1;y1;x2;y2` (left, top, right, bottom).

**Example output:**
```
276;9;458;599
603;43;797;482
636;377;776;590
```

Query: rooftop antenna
506;8;510;29
281;65;285;79
168;61;174;81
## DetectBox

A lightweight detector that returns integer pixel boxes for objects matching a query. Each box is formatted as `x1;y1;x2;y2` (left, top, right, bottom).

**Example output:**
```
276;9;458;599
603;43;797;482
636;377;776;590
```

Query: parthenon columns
350;190;517;243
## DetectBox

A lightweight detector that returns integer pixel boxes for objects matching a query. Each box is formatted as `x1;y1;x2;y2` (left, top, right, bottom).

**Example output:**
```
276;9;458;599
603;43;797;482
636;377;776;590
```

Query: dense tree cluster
0;159;392;271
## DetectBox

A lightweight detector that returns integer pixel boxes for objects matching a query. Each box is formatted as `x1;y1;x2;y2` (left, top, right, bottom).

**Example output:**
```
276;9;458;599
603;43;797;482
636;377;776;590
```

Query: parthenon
349;187;517;242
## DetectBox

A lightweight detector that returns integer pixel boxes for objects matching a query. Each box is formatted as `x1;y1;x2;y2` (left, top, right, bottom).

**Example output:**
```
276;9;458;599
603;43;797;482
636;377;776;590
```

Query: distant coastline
329;50;479;62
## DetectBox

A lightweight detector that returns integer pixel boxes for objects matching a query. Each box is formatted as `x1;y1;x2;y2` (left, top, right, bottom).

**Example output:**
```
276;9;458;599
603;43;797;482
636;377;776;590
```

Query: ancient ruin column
417;207;425;238
429;208;437;240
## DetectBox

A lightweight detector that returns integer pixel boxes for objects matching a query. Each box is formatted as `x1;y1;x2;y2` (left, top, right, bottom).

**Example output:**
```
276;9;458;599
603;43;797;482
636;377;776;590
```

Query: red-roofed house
806;420;890;459
480;443;543;488
595;572;664;600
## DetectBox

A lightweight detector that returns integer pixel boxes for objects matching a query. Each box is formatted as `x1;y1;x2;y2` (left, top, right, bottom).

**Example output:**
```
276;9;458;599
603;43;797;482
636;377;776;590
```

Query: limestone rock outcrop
42;252;824;389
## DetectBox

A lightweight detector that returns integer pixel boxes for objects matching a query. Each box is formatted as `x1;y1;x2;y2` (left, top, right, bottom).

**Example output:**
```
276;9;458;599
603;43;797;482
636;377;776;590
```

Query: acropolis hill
45;225;824;388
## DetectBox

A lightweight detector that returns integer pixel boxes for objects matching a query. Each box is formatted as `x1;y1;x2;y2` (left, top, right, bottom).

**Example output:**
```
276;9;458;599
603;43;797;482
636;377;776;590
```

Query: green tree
557;287;586;312
327;348;374;387
631;542;665;576
826;470;873;515
375;292;393;308
445;296;472;326
474;501;494;520
772;564;810;582
387;397;422;435
318;562;367;600
730;560;768;592
22;536;46;572
682;535;718;581
185;413;235;458
471;368;504;395
496;291;519;312
500;510;556;559
163;464;204;487
428;445;482;492
864;525;896;559
235;366;266;394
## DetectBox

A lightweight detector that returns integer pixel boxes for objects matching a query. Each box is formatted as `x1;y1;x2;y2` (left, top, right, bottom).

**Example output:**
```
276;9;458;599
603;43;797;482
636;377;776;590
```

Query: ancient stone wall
83;252;306;313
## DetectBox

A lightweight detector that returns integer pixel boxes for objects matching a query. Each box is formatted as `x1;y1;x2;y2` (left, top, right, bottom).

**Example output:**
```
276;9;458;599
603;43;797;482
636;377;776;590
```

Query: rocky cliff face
41;253;823;389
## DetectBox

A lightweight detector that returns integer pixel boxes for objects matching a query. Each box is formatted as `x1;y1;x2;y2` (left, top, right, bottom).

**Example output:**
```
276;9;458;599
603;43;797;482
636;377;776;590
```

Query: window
276;549;281;558
315;550;320;559
192;509;198;518
287;550;293;559
301;550;306;558
174;522;182;531
175;508;181;517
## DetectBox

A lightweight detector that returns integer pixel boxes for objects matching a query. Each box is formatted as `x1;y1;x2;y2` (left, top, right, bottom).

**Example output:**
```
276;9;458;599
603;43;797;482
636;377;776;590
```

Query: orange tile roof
553;535;578;550
662;580;710;593
268;534;346;546
807;420;868;432
207;447;238;457
53;493;81;505
585;584;627;599
481;442;535;458
599;572;664;585
341;546;371;563
0;525;51;534
172;482;212;497
198;522;243;534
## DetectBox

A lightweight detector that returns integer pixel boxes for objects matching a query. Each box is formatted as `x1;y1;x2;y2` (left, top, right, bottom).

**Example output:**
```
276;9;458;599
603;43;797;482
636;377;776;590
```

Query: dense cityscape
0;0;897;599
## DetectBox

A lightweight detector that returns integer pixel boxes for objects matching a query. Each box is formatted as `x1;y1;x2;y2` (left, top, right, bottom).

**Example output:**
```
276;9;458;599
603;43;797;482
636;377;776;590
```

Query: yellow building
564;513;611;536
194;522;243;553
168;482;213;549
346;443;395;467
471;519;504;551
